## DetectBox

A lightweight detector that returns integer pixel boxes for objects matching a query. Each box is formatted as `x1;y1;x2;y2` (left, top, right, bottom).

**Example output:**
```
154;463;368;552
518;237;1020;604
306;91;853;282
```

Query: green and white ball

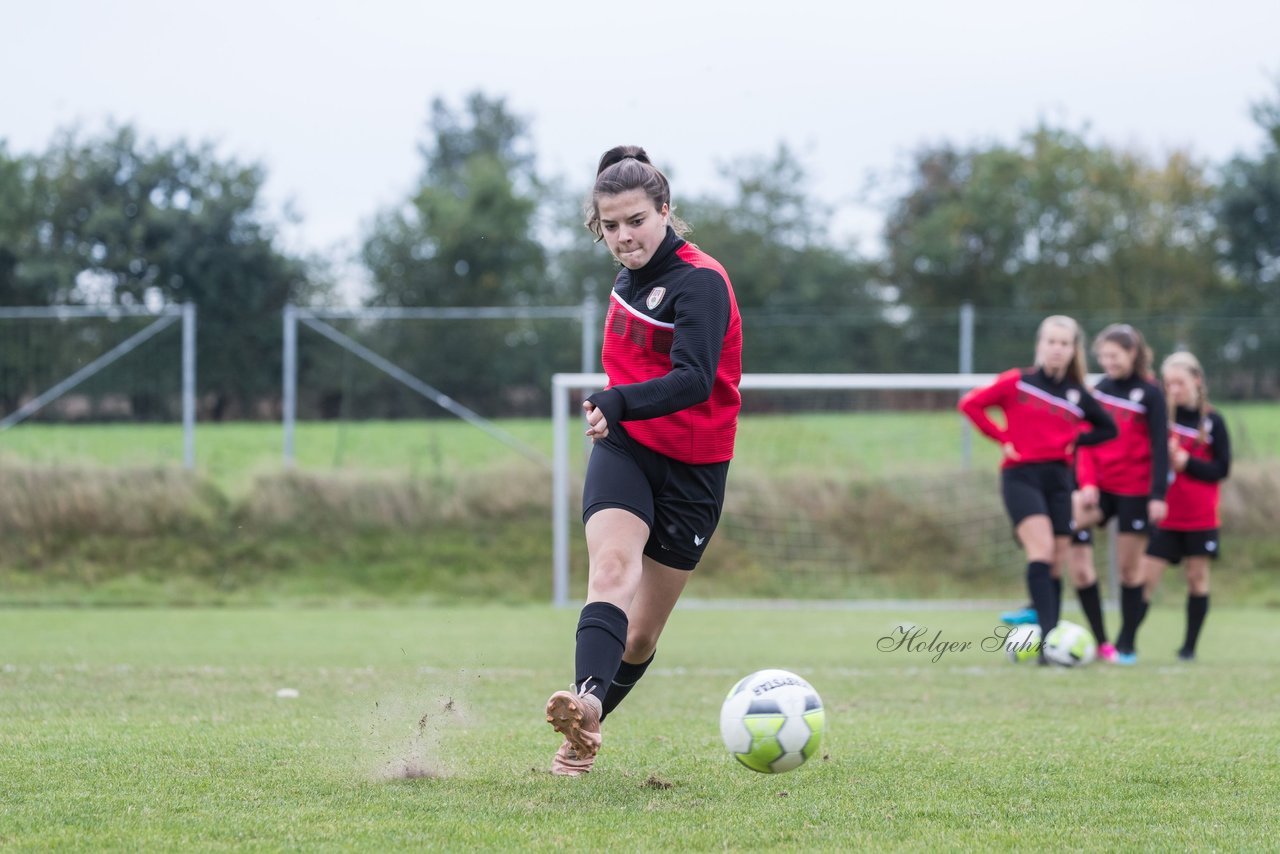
1005;624;1043;663
719;669;824;774
1044;620;1097;667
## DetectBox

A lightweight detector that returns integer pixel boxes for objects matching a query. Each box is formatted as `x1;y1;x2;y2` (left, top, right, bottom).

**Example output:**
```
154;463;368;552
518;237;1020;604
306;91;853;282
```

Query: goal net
0;305;195;468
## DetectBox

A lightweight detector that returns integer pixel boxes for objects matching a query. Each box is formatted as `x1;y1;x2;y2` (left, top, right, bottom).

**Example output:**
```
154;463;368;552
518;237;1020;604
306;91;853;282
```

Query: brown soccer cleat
545;680;603;774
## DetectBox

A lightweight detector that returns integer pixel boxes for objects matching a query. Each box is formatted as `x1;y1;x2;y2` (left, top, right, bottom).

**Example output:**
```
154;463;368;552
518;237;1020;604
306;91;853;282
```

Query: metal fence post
182;303;196;470
959;301;975;469
282;304;297;467
581;292;598;375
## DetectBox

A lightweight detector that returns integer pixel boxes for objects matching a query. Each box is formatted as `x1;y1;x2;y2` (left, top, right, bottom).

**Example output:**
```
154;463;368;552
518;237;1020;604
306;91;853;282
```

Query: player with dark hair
544;145;742;775
1070;323;1168;663
1127;352;1230;664
959;316;1116;659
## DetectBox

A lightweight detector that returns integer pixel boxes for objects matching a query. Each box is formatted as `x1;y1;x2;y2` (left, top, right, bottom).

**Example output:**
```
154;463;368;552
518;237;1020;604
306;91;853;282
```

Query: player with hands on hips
959;316;1117;661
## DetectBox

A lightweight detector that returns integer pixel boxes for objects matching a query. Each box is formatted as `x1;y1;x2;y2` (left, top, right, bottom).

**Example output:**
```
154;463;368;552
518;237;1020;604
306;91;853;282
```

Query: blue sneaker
1000;606;1039;625
1115;652;1138;666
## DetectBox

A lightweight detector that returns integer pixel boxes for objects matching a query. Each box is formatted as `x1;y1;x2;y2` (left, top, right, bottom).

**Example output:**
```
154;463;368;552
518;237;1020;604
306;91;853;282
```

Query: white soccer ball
719;669;824;774
1005;624;1043;663
1044;620;1097;667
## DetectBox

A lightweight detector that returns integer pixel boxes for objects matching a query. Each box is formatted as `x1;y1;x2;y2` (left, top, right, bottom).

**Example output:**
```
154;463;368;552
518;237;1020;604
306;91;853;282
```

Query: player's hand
1078;485;1100;507
582;400;609;441
1148;499;1168;525
1001;442;1022;462
1169;443;1189;472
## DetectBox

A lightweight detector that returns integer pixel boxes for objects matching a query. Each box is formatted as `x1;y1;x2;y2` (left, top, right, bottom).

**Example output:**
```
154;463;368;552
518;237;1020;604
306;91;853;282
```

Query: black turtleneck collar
628;226;683;287
1102;371;1143;388
1034;366;1070;387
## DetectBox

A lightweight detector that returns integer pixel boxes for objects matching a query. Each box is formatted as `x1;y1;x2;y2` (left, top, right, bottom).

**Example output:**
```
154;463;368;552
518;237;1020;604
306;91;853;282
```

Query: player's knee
588;546;640;596
1069;564;1096;587
625;632;658;662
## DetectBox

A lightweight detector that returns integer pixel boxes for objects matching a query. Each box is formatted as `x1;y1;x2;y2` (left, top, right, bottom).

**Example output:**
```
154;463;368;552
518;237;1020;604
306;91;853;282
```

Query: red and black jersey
1076;374;1169;499
1162;406;1231;531
587;226;742;464
958;367;1117;469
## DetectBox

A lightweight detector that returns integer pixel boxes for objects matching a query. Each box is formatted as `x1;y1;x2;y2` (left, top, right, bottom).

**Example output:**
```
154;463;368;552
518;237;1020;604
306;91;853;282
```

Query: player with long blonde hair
959;316;1117;658
1127;352;1231;664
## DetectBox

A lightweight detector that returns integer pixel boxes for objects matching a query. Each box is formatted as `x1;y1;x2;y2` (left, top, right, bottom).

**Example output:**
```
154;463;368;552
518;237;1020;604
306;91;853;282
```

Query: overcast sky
5;0;1278;286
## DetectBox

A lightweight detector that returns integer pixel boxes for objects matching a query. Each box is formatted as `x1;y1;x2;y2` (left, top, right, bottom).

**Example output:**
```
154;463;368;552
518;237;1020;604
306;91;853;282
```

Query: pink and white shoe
546;680;602;776
1098;643;1118;663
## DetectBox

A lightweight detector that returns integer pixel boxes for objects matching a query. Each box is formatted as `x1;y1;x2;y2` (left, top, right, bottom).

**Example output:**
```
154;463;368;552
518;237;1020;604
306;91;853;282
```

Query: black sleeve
588;269;730;423
1183;412;1231;482
1074;389;1118;447
1146;384;1170;500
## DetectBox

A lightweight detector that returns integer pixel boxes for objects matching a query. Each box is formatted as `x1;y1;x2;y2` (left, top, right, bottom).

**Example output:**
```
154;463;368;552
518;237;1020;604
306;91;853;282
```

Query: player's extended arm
957;372;1014;444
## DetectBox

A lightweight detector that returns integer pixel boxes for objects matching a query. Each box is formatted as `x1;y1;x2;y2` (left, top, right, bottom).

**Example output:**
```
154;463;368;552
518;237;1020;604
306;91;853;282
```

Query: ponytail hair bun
596;145;652;175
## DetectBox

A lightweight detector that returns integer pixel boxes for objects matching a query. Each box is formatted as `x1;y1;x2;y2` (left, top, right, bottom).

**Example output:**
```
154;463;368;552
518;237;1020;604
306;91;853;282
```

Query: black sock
1027;561;1057;644
1116;584;1144;653
1076;582;1107;646
1182;594;1209;655
1051;576;1063;629
574;601;628;703
601;651;655;720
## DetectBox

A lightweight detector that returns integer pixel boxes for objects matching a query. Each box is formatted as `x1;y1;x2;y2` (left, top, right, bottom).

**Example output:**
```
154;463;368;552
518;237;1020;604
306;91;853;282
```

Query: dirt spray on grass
362;687;469;782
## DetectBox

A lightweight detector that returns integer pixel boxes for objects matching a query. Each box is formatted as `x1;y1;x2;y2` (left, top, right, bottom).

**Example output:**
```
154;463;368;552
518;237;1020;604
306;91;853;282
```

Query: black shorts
1072;492;1151;545
1001;463;1073;537
581;423;730;571
1145;528;1221;565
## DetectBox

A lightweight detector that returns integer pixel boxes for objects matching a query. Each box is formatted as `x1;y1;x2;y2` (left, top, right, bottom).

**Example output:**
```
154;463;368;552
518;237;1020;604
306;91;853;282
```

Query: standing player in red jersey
1128;352;1230;664
544;146;742;775
959;316;1117;658
1070;324;1169;663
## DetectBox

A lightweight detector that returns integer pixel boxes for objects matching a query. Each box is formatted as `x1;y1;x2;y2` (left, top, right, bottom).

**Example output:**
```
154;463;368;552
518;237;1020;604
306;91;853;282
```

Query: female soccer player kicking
959;316;1116;661
545;146;742;775
1071;324;1169;662
1128;352;1231;664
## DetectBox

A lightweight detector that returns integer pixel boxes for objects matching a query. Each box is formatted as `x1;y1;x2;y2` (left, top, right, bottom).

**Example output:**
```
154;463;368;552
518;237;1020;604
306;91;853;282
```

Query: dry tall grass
2;459;1275;600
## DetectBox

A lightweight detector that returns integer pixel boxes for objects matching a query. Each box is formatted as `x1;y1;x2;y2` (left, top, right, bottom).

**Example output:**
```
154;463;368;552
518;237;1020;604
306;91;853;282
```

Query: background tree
882;125;1227;371
1215;81;1280;394
348;93;571;417
679;145;887;373
362;93;546;308
0;125;320;419
0;143;39;305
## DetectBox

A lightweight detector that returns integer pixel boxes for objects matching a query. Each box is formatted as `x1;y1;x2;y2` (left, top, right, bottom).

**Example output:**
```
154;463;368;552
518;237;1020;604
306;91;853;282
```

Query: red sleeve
958;370;1016;445
1075;445;1098;489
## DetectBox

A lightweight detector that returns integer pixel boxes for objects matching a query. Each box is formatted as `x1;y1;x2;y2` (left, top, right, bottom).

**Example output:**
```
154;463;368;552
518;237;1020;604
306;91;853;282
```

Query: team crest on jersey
1129;388;1144;402
645;287;666;310
1067;389;1081;405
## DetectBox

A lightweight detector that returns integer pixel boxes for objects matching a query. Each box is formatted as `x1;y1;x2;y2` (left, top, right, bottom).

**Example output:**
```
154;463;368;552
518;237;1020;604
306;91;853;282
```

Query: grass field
2;402;1277;491
2;606;1278;851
